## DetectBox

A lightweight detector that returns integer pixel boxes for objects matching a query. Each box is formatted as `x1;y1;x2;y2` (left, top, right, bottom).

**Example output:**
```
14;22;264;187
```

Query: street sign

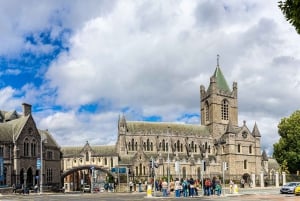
111;167;127;174
36;158;41;170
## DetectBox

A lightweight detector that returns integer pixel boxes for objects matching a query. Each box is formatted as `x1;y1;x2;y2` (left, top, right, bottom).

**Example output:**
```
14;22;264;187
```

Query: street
0;187;298;201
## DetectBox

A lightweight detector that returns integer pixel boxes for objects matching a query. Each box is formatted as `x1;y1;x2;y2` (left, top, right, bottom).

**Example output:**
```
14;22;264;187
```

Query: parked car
294;184;300;195
280;182;300;194
82;185;91;193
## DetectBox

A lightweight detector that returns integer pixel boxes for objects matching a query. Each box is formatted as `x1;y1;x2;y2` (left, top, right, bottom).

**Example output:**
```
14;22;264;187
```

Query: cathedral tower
200;56;238;137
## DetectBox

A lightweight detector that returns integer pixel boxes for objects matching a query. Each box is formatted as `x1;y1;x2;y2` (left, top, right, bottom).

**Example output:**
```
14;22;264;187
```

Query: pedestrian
161;179;168;197
229;180;234;193
174;178;181;198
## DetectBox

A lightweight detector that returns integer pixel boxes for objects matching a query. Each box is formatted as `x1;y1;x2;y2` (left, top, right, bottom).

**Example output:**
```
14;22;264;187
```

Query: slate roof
0;115;29;142
61;145;117;157
126;121;210;137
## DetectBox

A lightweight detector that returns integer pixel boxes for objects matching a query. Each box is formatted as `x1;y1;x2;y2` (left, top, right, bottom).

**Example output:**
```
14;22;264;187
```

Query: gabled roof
5;115;30;141
212;66;230;92
61;145;116;157
126;121;210;137
39;129;60;149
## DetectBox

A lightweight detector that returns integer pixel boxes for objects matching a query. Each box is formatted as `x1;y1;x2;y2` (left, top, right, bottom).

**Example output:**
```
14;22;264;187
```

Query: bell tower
200;55;238;137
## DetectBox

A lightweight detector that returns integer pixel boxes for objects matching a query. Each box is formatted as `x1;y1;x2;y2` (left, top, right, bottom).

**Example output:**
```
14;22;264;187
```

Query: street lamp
167;126;170;191
40;135;47;194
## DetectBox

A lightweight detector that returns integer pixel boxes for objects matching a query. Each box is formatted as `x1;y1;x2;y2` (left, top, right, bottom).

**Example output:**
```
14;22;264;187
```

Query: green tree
273;110;300;174
278;0;300;34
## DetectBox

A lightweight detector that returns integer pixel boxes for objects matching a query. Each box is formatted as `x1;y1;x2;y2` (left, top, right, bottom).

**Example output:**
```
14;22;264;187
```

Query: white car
280;182;300;194
82;185;91;193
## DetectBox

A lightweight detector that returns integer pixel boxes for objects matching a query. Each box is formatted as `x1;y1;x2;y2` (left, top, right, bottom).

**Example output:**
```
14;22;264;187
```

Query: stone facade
0;103;61;189
116;66;264;183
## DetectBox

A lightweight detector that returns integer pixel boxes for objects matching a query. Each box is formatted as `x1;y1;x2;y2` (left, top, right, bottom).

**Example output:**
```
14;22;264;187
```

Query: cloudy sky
0;0;299;155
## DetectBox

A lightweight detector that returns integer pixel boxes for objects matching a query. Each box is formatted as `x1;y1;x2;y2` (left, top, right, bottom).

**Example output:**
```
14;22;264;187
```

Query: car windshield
288;183;298;186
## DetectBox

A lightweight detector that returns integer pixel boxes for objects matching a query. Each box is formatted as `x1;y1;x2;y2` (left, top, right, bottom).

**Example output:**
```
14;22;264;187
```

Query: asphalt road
0;187;298;201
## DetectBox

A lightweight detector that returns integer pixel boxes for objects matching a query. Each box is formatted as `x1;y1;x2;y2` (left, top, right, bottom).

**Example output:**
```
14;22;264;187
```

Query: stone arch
61;165;115;181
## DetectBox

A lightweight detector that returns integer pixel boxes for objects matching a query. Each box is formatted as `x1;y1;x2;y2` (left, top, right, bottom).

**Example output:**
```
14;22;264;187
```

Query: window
131;139;134;151
86;152;89;161
162;140;165;151
110;158;113;167
205;101;209;121
24;138;29;156
237;144;241;153
147;139;150;151
244;160;247;169
46;168;53;183
31;139;36;156
128;142;131;151
221;99;229;120
104;158;107;165
249;145;252;154
0;146;3;157
47;151;53;160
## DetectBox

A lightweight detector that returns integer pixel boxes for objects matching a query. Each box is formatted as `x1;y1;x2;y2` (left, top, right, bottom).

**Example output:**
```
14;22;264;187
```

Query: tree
273;110;300;174
278;0;300;34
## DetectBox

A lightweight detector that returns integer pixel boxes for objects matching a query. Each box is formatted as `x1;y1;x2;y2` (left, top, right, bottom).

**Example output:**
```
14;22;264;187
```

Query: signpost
0;157;3;182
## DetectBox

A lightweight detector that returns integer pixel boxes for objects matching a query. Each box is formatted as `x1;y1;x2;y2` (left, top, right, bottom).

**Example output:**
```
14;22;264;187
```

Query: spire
225;120;235;134
262;150;268;161
252;122;261;137
212;55;230;92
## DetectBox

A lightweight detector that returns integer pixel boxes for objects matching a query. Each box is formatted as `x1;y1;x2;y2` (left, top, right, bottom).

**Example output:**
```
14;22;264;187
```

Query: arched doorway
27;168;33;187
242;173;250;188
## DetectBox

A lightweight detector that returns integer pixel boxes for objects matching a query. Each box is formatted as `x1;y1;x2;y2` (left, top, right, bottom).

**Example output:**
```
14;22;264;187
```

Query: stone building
116;64;264;184
60;142;118;192
0;103;61;189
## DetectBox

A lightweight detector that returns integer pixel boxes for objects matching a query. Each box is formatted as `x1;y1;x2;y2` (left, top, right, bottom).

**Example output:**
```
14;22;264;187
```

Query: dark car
280;182;300;194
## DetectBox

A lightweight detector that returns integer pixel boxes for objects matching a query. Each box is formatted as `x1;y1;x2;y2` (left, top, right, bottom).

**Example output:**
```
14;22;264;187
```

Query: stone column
282;172;286;185
260;171;264;187
251;173;256;188
275;172;279;187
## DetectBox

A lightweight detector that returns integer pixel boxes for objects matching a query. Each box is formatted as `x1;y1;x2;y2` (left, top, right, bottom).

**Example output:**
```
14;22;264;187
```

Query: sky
0;0;299;155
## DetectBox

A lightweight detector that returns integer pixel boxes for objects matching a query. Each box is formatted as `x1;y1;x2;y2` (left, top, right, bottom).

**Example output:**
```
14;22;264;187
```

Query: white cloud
0;0;299;152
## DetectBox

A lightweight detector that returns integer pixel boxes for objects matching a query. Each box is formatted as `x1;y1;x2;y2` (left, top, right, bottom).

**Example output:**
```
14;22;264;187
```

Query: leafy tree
278;0;300;34
279;160;290;174
273;110;300;174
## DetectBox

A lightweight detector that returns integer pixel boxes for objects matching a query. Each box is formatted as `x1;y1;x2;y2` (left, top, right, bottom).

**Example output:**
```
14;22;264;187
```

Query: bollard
233;184;238;194
147;184;152;197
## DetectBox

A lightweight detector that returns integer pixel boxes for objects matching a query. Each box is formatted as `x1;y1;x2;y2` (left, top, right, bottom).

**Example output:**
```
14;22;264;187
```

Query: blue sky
0;0;300;155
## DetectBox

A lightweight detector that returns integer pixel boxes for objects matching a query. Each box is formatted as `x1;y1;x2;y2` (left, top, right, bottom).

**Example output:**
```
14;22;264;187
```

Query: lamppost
40;135;47;194
167;126;170;191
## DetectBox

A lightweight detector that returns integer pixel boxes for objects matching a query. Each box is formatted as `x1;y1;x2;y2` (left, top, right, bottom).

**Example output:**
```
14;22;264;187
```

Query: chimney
22;103;32;116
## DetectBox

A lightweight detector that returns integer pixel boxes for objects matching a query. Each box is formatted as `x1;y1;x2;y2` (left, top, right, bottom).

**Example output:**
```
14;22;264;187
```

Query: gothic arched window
221;99;229;120
205;101;209;121
131;139;134;151
31;139;36;156
24;138;29;156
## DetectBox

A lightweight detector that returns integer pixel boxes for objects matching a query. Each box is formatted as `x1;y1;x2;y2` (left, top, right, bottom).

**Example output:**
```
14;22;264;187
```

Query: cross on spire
217;54;220;67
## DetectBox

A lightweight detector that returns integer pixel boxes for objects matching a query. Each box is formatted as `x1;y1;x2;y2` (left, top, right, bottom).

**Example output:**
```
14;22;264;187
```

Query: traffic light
202;160;206;172
223;162;229;170
149;159;154;168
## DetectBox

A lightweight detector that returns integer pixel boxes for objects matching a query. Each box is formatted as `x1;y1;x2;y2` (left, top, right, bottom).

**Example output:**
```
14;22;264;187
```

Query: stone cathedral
116;63;264;183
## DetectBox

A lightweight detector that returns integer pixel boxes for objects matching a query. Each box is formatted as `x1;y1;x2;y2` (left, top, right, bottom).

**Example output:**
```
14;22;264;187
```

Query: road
0;187;298;201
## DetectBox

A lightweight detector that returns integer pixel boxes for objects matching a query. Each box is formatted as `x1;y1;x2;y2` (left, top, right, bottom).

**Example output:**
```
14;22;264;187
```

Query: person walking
174;178;181;198
162;179;168;197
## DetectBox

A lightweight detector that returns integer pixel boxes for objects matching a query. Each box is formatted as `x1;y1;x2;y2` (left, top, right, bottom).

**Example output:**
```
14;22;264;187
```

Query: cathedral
116;63;264;184
0;61;268;193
